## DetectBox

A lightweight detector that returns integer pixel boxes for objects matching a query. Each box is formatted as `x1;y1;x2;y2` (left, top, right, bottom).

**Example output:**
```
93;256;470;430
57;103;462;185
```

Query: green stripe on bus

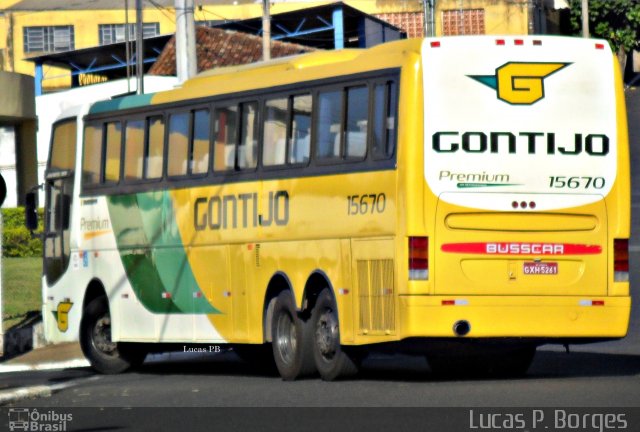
89;93;156;115
107;192;220;314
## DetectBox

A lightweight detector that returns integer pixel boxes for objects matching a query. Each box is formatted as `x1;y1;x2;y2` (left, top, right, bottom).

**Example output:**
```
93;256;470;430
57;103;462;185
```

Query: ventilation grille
358;259;395;335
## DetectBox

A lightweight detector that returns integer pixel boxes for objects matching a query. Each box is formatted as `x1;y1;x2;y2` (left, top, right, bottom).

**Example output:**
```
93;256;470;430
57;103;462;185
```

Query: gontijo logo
469;62;570;105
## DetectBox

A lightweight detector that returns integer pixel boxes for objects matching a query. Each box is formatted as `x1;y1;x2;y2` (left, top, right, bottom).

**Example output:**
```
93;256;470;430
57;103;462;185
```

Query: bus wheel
271;292;315;380
80;297;146;374
312;289;359;381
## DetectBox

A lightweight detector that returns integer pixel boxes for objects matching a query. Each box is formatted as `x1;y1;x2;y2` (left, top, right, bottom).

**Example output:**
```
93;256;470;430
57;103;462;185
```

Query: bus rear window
50;120;77;172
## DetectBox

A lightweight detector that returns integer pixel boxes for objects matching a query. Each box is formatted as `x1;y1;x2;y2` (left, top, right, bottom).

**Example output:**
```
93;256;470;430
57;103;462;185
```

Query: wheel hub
316;310;339;359
93;315;117;355
276;313;296;365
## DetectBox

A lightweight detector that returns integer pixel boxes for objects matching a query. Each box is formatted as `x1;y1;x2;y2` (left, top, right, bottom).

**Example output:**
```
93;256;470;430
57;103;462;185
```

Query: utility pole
423;0;435;37
581;0;590;38
125;0;131;93
262;0;271;61
175;0;197;82
135;0;144;94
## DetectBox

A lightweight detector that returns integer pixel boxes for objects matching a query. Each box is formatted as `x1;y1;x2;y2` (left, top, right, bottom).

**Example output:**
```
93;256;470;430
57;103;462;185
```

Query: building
0;1;563;94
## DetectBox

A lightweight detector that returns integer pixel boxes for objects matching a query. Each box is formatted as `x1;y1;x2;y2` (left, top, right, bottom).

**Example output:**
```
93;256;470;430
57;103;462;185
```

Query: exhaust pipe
453;320;471;337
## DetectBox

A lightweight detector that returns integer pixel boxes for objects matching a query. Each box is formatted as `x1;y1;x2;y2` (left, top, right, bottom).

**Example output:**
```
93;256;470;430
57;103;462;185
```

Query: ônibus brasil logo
469;62;570;105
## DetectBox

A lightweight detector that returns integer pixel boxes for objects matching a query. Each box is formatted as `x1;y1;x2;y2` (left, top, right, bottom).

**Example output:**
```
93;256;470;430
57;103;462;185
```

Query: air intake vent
358;259;395;335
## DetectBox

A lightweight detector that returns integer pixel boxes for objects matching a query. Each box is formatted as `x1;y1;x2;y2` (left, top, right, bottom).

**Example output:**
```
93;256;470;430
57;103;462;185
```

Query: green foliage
2;257;42;331
1;207;44;258
569;0;640;55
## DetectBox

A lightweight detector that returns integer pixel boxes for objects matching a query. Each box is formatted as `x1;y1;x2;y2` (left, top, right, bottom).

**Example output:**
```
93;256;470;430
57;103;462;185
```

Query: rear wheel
311;289;360;381
80;297;146;374
271;292;315;380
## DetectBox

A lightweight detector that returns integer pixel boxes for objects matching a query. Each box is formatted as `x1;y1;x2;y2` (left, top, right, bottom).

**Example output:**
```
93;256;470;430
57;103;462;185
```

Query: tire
311;288;360;381
427;344;536;378
80;297;146;374
271;292;316;380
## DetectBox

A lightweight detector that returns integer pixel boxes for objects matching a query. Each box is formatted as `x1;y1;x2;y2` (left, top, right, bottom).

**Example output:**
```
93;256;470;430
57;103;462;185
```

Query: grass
1;257;42;331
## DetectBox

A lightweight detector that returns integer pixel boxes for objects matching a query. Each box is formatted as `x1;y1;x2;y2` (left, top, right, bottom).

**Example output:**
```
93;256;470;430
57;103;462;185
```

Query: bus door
44;119;77;286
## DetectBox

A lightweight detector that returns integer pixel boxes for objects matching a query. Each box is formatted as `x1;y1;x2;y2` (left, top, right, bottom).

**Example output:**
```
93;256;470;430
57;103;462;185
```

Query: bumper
398;295;630;339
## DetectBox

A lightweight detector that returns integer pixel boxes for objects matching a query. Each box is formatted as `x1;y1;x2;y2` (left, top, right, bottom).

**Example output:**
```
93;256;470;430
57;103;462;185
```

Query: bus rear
407;36;630;372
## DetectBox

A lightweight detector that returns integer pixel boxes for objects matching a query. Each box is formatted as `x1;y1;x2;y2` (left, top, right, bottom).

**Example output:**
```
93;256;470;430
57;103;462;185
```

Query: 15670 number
347;193;387;215
548;176;605;189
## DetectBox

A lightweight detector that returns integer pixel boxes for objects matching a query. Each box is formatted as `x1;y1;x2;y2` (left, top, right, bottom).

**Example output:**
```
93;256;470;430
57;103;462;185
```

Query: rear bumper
398;295;630;339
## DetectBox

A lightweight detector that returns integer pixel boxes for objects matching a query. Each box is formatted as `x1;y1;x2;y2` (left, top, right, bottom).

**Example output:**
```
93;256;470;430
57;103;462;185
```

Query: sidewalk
0;342;88;372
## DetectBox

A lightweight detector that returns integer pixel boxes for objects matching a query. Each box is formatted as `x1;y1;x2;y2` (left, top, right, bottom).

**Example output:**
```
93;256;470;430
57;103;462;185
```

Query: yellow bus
28;36;630;380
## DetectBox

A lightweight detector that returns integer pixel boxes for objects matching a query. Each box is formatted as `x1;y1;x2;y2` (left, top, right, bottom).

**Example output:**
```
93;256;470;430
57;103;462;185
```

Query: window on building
99;23;160;45
442;9;485;36
24;26;74;54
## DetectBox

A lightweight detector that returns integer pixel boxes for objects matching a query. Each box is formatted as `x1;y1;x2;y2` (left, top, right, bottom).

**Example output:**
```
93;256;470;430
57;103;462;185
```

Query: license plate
523;262;558;275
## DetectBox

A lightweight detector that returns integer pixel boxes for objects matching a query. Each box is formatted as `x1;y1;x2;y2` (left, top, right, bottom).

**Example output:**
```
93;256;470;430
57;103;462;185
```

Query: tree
568;0;640;69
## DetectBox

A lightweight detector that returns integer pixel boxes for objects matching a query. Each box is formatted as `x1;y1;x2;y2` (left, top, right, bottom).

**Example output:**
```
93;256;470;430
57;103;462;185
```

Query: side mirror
25;191;38;231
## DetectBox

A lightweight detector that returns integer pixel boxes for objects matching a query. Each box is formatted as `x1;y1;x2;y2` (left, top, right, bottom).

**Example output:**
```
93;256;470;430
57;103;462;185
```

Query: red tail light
614;239;629;282
409;237;428;280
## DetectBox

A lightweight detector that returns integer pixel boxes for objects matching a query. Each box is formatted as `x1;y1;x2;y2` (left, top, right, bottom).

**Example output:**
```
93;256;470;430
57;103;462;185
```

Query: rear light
409;237;428;280
614;239;629;282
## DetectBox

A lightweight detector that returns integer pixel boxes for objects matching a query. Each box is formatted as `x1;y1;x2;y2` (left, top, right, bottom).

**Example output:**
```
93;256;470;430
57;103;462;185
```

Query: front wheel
312;289;360;381
80;297;146;374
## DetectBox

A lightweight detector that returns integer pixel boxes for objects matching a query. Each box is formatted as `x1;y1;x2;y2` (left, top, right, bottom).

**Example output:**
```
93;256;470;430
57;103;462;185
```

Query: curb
0;359;89;374
2;313;46;359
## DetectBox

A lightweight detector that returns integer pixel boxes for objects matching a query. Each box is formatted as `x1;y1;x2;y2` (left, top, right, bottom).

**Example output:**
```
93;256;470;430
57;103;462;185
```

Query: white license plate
523;262;558;275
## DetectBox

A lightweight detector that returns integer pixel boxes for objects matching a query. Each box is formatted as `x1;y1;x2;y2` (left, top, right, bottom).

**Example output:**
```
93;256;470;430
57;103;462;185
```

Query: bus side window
263;97;288;167
345;85;368;159
104;121;122;183
316;90;342;160
191;109;211;175
124;119;145;181
167;112;189;177
146;116;164;179
213;105;237;172
373;80;398;160
289;94;311;165
83;124;102;185
239;101;258;170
